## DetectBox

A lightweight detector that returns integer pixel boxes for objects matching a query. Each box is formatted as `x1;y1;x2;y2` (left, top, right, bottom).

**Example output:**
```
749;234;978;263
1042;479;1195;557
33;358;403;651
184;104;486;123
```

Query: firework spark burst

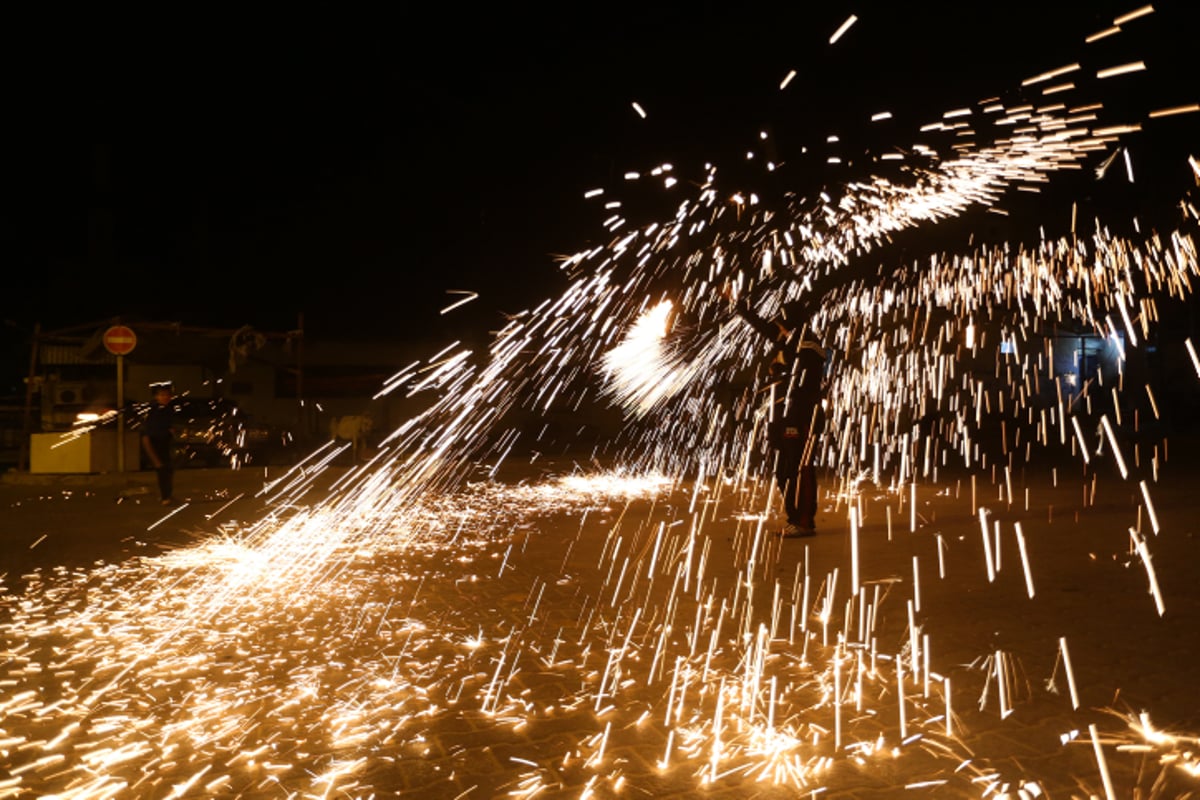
3;5;1200;799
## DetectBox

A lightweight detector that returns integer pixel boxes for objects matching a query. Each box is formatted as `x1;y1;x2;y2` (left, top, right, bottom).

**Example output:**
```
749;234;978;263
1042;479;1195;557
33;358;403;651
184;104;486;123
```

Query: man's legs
774;440;803;527
157;464;174;503
774;434;818;535
151;437;174;503
795;463;817;531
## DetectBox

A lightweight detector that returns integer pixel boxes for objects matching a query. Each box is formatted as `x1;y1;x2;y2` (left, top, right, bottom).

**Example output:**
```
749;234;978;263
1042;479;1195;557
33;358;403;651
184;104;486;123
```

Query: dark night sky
2;1;1198;367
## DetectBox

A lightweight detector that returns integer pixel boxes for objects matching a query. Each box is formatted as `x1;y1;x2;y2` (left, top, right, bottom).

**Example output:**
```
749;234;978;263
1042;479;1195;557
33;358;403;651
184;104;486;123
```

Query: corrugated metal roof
38;344;117;366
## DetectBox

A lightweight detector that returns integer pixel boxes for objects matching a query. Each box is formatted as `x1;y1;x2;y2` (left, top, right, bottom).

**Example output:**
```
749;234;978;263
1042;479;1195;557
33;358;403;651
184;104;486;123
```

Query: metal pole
116;354;125;472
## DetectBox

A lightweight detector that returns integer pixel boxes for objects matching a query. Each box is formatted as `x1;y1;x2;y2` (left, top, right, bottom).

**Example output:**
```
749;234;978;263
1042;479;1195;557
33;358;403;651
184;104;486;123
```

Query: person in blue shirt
141;382;177;505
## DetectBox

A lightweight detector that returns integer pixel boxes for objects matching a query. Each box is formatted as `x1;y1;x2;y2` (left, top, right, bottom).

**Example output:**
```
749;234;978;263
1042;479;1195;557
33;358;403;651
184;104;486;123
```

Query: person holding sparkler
728;287;827;537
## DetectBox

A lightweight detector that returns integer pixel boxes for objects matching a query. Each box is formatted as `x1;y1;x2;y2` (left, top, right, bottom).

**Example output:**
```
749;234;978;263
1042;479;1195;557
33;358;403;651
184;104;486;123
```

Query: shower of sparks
2;6;1200;800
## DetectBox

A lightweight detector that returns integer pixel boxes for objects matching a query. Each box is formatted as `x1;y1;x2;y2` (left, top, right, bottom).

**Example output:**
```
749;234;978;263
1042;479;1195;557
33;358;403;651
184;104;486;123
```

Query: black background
2;1;1198;364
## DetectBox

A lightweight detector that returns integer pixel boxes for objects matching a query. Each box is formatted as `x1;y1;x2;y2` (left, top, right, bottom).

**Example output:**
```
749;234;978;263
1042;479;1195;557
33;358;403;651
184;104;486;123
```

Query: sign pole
116;355;126;472
102;325;138;473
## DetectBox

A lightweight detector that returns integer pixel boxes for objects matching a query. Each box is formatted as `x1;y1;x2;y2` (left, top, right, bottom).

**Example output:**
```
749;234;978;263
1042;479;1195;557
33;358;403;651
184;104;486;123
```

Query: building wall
126;364;211;403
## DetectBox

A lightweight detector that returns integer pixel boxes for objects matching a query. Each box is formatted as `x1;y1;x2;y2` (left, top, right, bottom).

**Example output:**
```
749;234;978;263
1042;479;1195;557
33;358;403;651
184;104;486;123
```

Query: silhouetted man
733;296;827;536
141;382;177;505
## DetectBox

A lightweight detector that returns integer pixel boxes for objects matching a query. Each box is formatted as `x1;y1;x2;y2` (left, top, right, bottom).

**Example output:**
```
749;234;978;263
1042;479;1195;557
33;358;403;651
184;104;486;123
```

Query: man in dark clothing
734;296;827;537
141;382;177;505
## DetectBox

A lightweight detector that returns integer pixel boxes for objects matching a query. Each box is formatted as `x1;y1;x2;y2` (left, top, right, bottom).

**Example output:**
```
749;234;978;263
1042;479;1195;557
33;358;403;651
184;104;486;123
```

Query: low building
8;318;438;472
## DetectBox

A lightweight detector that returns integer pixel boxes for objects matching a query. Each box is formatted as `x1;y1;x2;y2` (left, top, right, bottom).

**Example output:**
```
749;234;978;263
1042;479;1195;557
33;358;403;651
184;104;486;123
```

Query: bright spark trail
3;6;1200;799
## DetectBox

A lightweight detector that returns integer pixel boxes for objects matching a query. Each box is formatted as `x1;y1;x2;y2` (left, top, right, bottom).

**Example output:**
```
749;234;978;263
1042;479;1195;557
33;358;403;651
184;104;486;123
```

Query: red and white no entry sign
102;325;137;356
